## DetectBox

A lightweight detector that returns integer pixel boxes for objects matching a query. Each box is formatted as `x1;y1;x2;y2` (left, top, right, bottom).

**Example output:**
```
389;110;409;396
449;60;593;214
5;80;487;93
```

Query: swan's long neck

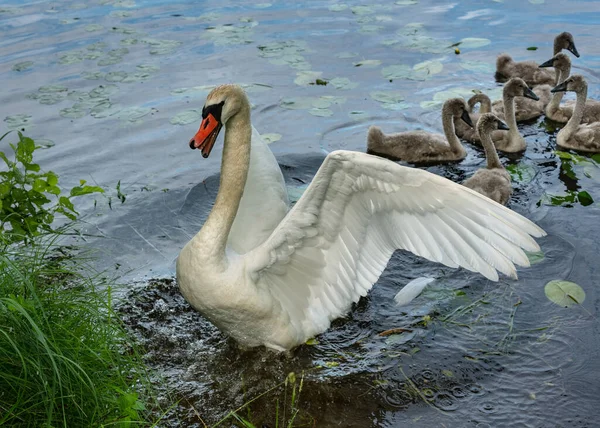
190;107;252;269
548;64;569;113
560;85;586;141
481;129;502;169
442;108;464;154
503;93;521;144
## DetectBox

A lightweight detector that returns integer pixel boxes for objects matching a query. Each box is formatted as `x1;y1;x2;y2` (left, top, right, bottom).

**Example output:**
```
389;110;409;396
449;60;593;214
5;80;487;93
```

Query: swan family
176;30;597;351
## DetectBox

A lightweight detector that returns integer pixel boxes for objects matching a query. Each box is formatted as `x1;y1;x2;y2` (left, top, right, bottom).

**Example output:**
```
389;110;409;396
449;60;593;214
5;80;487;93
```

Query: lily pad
359;25;383;34
460;60;494;73
294;71;323;86
91;102;122;118
110;10;133;17
354;59;381;68
12;61;34;72
141;38;183;54
261;133;282;144
336;51;358;59
413;59;443;77
85;24;104;32
170;109;202;125
396;0;418;4
329;77;358;90
329;4;348;11
82;71;105;80
105;71;128;82
60;106;87;119
529;0;545;3
90;84;119;98
4;114;33;130
385;330;417;345
59;51;84;65
370;91;404;103
524;250;545;265
36;139;55;149
506;163;537;183
459;37;491;49
117;107;156;124
544;280;585;307
351;5;375;15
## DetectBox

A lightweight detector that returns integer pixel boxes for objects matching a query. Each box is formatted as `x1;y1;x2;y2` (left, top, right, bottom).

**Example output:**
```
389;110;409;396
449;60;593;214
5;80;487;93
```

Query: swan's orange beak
189;113;223;158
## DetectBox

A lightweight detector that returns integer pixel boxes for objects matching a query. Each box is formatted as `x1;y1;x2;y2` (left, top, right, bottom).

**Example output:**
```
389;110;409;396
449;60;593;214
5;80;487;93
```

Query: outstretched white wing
245;150;545;342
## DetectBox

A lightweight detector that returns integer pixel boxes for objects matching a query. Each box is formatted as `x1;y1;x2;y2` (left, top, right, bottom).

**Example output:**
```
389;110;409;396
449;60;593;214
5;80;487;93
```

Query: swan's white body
177;85;546;351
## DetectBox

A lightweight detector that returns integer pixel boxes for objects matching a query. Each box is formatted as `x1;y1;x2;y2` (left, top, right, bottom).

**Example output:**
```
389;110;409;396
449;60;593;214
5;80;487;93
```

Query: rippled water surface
2;0;600;426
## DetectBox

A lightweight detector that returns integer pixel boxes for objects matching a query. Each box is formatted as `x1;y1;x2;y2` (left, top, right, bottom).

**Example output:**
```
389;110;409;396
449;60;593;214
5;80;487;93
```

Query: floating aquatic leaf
359;25;383;34
110;10;133;17
544;280;585;307
527;46;538;51
351;5;375;15
413;59;443;77
98;56;124;66
540;190;594;207
60;18;81;25
141;38;183;54
261;133;282;144
91;102;122;118
305;337;319;345
36;139;55;149
294;71;323;86
309;108;333;117
110;26;139;35
329;4;348;11
117;107;156;124
381;102;410;111
349;110;369;120
396;0;418;4
59;51;84;65
90;84;119;98
529;0;544;3
60;106;87;119
82;71;105;80
370;91;404;104
121;38;139;45
27;92;67;105
85;24;103;32
83;52;102;60
329;77;358;90
170;109;202;125
4;114;33;130
381;64;413;79
254;2;271;7
460;60;494;73
506;163;537;183
336;51;358;59
40;85;68;93
136;64;159;73
524;250;545;265
459;37;491;49
385;330;417;346
354;59;381;68
12;61;33;72
105;71;128;82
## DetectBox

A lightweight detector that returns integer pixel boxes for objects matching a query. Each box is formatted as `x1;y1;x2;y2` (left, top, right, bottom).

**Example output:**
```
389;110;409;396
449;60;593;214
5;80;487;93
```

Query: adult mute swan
367;98;472;163
176;84;546;351
463;114;512;205
552;75;600;153
495;31;579;87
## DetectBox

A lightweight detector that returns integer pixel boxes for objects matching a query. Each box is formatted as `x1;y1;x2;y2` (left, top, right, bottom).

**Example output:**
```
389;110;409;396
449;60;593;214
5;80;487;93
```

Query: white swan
552;75;600;153
495;31;580;87
463;114;512;205
176;84;546;351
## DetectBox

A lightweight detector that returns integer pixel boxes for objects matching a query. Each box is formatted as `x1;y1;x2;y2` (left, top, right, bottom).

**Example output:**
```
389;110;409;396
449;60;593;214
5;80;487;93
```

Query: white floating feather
394;277;436;306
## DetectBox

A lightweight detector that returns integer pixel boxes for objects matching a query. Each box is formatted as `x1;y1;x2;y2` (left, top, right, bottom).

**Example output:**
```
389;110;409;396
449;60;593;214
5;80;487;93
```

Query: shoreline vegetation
0;131;160;426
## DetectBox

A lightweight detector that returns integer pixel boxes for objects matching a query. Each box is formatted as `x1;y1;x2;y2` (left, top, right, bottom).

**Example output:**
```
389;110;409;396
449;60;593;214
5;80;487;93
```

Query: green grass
0;236;157;427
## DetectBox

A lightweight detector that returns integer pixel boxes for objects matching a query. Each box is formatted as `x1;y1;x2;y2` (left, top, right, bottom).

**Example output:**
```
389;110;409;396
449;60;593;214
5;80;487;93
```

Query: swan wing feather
244;150;545;342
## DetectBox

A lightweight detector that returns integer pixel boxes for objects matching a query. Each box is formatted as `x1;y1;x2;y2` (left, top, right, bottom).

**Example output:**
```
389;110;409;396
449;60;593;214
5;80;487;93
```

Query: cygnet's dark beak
539;58;554;68
524;87;539;101
496;119;509;131
461;110;474;128
551;81;568;93
568;43;580;58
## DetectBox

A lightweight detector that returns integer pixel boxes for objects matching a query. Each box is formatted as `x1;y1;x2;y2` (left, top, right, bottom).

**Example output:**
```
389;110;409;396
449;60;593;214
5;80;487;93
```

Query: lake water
1;0;599;426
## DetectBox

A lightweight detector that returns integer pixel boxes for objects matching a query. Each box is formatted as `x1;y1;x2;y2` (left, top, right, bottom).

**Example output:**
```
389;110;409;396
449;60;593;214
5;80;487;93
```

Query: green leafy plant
0;131;103;243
